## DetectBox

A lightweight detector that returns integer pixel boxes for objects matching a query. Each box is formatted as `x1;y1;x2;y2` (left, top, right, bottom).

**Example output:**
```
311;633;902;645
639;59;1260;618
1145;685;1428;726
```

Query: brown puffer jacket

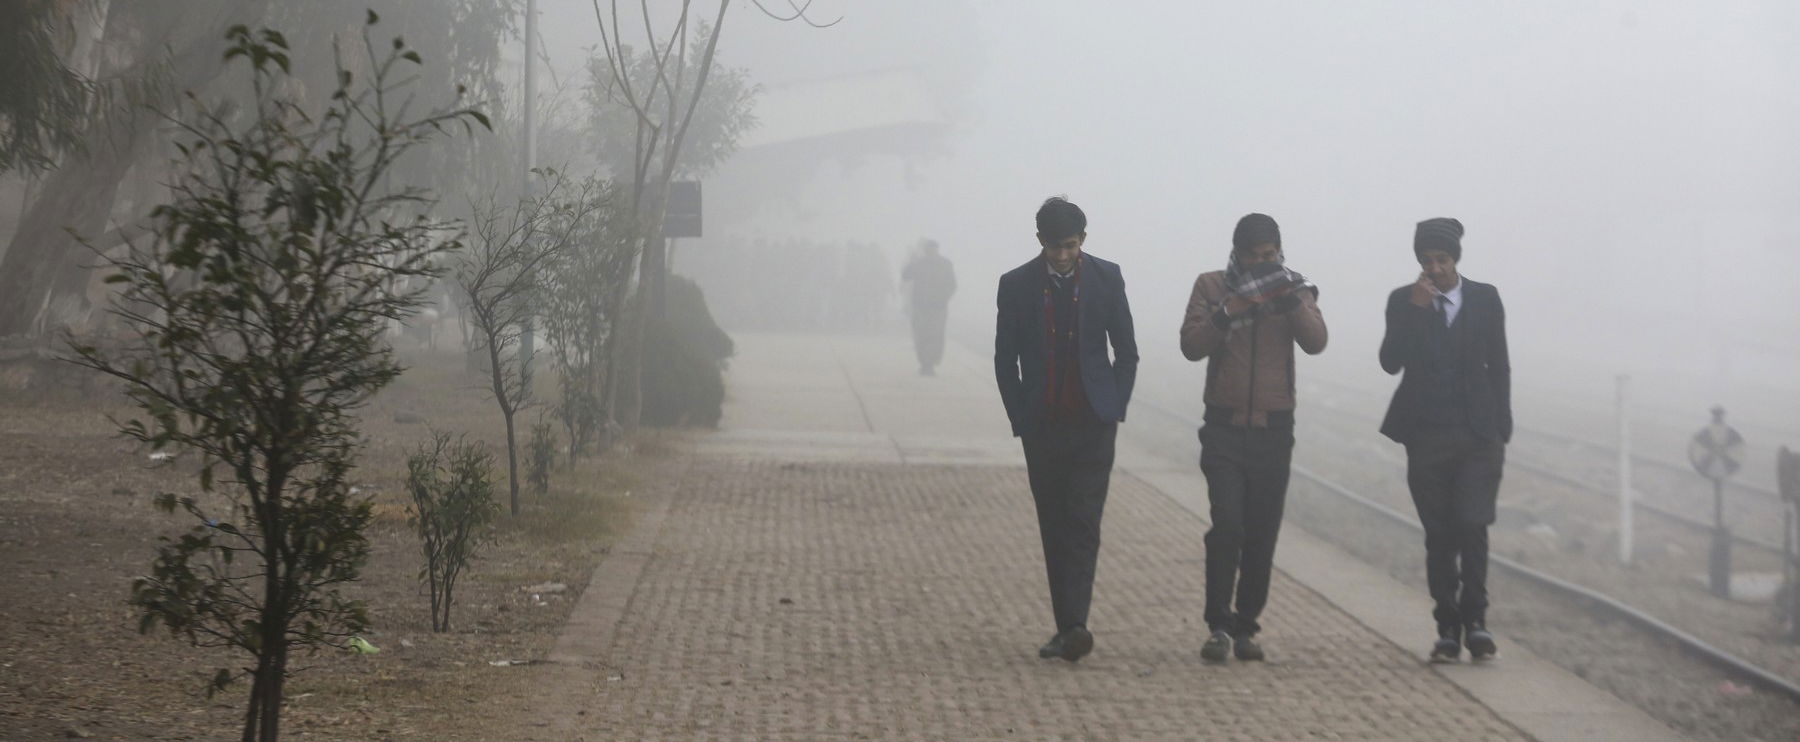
1179;270;1328;427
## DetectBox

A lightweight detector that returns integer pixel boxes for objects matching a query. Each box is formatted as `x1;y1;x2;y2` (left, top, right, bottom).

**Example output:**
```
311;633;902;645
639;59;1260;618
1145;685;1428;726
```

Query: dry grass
0;346;695;741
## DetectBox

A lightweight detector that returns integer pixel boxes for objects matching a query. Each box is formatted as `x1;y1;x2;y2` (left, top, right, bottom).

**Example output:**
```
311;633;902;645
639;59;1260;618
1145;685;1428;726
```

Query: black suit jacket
994;254;1138;437
1378;279;1512;445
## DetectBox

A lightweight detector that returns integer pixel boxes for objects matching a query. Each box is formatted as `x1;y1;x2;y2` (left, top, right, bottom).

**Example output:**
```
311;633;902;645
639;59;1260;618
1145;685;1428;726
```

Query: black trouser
911;303;948;369
1022;420;1118;632
1405;425;1505;628
1198;418;1294;637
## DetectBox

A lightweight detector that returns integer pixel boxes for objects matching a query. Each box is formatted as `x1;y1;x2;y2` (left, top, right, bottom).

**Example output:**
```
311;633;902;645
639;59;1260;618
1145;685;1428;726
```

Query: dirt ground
0;348;689;741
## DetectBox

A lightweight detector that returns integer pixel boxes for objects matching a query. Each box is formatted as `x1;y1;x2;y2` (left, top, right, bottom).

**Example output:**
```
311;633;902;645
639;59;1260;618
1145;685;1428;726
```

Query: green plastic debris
348;636;380;654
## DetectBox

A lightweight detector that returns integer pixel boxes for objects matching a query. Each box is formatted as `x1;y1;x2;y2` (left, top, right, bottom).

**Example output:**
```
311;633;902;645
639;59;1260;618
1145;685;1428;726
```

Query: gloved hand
1270;291;1301;314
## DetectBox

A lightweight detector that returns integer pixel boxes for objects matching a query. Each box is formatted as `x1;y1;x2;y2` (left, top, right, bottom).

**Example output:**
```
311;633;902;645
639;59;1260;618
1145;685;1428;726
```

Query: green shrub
406;433;499;632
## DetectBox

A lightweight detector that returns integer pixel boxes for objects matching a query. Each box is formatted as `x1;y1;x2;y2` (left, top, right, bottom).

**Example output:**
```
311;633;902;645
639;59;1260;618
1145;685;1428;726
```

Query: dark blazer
994;253;1138;437
1379;279;1512;445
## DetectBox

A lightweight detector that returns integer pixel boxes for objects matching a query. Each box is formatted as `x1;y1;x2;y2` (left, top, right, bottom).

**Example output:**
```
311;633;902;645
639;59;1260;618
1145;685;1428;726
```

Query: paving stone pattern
572;458;1528;741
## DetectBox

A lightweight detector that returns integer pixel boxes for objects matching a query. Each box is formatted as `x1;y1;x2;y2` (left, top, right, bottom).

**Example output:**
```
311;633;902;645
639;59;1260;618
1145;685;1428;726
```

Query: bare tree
586;0;824;432
453;173;602;515
538;179;635;460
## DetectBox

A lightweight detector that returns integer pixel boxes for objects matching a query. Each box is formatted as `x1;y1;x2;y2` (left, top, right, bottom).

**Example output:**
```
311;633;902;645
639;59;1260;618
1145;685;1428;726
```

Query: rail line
1303;386;1790;554
1308;375;1785;502
1133;396;1800;705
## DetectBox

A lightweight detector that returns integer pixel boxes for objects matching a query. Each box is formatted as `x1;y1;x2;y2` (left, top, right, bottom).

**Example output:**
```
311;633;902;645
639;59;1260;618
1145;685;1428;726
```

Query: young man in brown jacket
1179;213;1327;662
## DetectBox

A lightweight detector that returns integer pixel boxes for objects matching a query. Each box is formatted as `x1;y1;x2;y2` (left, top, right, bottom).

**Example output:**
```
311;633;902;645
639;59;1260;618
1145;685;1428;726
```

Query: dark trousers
1198;422;1294;637
1022;420;1117;632
1405;425;1505;628
911;303;948;369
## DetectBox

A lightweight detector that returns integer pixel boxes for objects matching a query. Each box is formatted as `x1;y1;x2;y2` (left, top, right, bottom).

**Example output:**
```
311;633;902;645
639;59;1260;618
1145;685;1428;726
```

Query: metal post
1710;477;1731;598
651;236;668;318
519;0;538;377
1787;505;1798;641
1617;374;1633;565
523;0;537;183
1782;447;1800;641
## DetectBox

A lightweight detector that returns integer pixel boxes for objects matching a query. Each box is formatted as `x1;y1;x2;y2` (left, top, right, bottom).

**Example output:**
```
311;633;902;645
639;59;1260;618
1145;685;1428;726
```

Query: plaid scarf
1221;251;1316;330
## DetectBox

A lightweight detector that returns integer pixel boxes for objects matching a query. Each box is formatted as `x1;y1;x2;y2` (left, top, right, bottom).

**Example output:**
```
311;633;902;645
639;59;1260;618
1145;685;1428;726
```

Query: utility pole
1617;374;1633;565
519;0;538;379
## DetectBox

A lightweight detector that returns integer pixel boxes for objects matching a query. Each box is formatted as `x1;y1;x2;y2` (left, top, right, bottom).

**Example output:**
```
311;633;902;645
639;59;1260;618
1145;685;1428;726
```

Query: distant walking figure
994;196;1138;662
1379;218;1511;663
1179;213;1327;663
902;239;956;375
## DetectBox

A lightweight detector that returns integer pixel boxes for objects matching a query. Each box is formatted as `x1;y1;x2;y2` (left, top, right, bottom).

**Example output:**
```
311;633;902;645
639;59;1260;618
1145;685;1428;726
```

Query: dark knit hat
1232;213;1281;251
1414;217;1464;261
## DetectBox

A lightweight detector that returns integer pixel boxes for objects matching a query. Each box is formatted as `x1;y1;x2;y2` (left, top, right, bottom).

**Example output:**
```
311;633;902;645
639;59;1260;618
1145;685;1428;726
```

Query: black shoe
1232;634;1265;661
1432;630;1461;662
1038;626;1094;662
1430;625;1461;663
1200;630;1232;663
1465;623;1496;661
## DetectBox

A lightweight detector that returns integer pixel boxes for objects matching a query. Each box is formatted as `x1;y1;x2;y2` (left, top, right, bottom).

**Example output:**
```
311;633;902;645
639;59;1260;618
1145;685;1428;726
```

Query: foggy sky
531;1;1800;437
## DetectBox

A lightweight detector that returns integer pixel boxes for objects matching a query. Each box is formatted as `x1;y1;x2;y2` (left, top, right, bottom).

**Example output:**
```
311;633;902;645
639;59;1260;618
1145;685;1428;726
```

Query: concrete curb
1119;456;1688;742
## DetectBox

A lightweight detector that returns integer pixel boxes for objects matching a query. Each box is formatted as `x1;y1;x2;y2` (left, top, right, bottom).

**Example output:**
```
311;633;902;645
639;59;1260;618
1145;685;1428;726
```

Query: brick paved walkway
564;456;1527;741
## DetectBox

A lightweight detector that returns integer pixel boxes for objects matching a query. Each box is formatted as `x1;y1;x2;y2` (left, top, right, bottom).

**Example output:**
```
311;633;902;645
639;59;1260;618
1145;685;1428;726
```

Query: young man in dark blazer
994;196;1138;662
1379;217;1511;662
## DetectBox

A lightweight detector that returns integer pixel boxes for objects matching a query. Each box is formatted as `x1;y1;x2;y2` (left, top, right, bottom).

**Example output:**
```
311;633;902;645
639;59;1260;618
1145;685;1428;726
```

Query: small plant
528;419;556;495
406;433;498;632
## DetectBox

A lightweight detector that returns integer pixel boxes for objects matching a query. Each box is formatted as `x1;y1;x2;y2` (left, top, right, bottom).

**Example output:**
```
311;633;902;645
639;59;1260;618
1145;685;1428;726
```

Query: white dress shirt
1433;278;1464;327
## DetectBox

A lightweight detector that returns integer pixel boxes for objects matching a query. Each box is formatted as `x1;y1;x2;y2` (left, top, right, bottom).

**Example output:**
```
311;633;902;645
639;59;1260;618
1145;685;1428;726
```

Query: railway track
1126;393;1800;708
949;331;1800;735
1303;377;1793;553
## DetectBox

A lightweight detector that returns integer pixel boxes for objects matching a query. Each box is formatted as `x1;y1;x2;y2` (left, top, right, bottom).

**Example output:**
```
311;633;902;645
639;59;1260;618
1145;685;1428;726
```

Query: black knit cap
1414;217;1464;261
1232;213;1281;251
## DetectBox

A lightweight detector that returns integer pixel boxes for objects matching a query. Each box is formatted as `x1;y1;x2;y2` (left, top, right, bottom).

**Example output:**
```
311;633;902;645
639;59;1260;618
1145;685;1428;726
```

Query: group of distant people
694;238;898;333
992;196;1510;665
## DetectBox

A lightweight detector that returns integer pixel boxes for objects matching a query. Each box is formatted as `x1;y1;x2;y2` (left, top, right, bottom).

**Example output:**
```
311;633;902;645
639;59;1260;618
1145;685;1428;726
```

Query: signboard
664;181;702;238
1689;422;1745;481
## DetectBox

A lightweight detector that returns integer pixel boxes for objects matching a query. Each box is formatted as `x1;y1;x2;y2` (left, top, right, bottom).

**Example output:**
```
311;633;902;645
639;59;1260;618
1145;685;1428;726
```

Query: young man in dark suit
1379;217;1511;662
994;196;1138;662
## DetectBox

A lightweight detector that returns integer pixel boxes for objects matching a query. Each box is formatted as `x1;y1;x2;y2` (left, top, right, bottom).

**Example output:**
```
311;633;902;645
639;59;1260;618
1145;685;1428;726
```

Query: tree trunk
258;642;286;742
503;408;520;515
240;668;263;742
615;285;646;434
0;0;276;339
484;332;521;515
243;559;286;741
0;127;138;337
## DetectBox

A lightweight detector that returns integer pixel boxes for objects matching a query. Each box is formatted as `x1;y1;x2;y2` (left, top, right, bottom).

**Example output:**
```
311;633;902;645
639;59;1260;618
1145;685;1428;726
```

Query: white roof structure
739;68;946;150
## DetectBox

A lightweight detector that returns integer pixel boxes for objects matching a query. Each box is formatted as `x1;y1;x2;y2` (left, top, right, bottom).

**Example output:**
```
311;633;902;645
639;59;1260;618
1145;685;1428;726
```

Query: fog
550;1;1800;443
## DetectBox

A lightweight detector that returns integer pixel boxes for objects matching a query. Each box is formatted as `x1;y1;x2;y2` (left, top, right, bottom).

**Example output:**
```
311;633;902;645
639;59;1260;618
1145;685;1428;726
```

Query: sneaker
1232;634;1265;661
1037;626;1094;662
1429;625;1461;663
1464;623;1496;661
1200;630;1232;663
